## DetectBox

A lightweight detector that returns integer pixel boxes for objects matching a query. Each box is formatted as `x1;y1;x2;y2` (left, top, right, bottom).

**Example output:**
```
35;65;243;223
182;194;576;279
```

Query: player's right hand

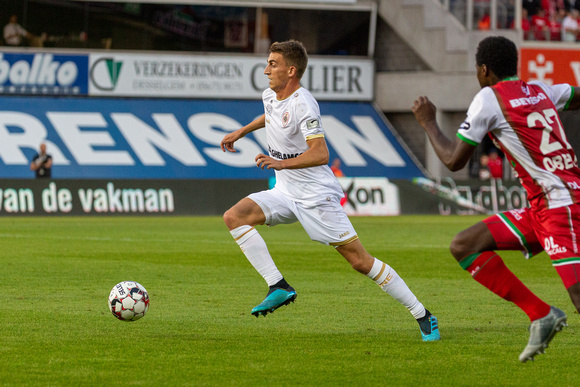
220;131;240;153
412;96;437;127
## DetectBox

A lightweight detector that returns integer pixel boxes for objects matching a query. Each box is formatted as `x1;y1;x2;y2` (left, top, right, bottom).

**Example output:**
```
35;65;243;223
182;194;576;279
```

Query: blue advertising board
0;96;424;179
0;52;89;95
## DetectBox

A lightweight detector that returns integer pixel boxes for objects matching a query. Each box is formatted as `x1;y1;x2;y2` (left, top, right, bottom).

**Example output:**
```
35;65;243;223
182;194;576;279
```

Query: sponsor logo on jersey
306;119;320;129
268;146;302;160
522;85;530;95
469;265;480;276
460;121;470;131
509;208;526;221
545;236;567;255
266;104;272;115
509;92;547;108
282;111;290;127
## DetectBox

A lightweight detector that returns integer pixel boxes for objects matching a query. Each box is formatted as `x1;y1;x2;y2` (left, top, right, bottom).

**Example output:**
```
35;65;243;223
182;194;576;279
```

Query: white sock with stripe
230;225;283;286
367;258;426;319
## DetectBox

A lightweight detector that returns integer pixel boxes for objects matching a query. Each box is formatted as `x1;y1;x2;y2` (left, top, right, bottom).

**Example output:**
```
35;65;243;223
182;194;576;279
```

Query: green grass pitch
0;215;576;386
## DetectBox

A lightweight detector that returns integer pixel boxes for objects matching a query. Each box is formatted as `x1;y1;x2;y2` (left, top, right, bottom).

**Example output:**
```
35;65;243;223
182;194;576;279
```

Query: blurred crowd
465;0;580;41
517;0;580;41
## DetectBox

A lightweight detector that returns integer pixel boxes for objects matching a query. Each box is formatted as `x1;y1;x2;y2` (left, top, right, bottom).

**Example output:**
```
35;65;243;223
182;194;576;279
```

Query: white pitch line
0;233;450;249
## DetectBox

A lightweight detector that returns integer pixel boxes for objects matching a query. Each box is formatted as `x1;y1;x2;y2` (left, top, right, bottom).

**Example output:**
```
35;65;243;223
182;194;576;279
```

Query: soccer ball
108;281;150;321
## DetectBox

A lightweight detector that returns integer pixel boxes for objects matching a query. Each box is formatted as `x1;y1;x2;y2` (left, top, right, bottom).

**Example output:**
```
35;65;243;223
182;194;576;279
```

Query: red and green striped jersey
457;79;580;210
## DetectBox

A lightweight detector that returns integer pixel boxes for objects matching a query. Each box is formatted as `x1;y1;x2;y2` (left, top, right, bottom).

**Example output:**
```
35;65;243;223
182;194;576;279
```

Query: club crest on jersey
522;85;530;95
282;111;290;127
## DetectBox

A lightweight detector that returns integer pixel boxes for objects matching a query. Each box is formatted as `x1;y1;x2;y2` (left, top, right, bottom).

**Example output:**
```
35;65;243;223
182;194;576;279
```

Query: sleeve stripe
456;132;478;146
306;134;325;140
330;235;359;247
564;86;575;111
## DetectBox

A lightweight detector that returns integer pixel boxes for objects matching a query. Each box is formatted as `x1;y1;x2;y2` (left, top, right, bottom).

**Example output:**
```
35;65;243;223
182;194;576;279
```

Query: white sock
367;258;426;319
230;225;283;286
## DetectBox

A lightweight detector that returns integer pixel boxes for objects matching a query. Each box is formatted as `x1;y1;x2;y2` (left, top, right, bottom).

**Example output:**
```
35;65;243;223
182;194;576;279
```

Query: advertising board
0;179;267;215
0;97;424;179
88;53;374;101
0;50;372;100
337;177;400;216
0;52;89;95
520;47;580;86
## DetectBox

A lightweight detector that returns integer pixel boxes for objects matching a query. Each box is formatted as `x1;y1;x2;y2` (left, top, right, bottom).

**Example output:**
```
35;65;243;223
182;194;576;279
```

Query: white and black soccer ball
108;281;149;321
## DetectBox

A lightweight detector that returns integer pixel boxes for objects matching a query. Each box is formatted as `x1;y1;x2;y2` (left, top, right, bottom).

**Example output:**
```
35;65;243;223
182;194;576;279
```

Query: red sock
460;251;550;321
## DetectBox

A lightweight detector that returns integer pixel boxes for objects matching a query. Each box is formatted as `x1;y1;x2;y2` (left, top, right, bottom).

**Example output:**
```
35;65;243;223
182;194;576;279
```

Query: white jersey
457;79;580;210
262;87;343;206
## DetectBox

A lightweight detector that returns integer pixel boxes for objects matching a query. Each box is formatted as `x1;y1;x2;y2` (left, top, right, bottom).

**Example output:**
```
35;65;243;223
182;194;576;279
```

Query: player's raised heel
418;312;441;342
251;288;297;317
519;306;567;363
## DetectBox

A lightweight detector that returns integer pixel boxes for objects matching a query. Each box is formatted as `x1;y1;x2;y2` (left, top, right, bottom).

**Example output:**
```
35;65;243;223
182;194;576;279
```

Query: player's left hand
412;96;437;127
255;153;283;170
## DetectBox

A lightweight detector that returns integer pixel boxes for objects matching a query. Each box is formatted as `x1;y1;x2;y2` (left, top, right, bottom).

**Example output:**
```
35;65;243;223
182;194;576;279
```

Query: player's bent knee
223;208;239;229
449;233;468;261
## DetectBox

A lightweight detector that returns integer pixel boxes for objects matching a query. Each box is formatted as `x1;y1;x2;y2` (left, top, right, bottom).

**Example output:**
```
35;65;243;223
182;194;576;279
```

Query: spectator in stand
487;150;503;179
522;8;533;39
513;8;533;39
548;10;563;40
542;0;567;17
330;158;345;177
479;154;491;180
556;6;568;23
561;8;579;41
532;8;551;39
3;14;31;46
478;13;491;30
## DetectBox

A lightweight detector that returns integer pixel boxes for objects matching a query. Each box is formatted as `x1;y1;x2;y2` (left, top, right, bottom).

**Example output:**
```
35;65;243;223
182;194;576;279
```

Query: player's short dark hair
475;36;518;80
269;40;308;79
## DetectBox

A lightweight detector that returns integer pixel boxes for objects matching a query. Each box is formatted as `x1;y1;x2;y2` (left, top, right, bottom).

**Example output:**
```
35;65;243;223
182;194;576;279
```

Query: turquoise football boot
418;311;441;341
251;287;297;317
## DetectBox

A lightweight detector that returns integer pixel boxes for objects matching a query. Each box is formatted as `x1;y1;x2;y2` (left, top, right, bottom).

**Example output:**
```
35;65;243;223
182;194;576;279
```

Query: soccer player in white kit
220;40;440;341
413;36;580;361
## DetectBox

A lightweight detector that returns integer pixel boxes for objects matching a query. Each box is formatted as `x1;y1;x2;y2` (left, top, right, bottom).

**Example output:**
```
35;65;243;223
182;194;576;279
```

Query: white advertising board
88;53;373;100
337;177;400;216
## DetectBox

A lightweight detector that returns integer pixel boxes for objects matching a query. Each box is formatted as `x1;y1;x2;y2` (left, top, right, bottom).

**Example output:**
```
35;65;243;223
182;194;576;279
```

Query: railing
439;0;521;32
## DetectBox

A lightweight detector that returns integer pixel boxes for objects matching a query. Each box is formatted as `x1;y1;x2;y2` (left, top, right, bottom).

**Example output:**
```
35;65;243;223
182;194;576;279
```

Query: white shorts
248;187;358;246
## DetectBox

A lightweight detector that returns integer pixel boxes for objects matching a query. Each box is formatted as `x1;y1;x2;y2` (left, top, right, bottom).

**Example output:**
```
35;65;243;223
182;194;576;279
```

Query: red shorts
483;205;580;289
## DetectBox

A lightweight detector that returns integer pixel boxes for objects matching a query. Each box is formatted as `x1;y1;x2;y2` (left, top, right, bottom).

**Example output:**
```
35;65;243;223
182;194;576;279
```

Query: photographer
30;143;52;178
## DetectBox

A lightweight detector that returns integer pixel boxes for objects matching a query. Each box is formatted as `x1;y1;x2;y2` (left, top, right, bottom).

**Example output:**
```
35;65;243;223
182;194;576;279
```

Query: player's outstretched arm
412;96;476;171
255;137;329;171
221;114;266;153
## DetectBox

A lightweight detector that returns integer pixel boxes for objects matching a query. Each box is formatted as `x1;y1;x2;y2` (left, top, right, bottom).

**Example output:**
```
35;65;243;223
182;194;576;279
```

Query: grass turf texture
0;215;576;386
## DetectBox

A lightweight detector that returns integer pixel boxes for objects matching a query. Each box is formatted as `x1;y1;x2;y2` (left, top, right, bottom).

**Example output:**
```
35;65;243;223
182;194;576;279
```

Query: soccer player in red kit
412;36;580;362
